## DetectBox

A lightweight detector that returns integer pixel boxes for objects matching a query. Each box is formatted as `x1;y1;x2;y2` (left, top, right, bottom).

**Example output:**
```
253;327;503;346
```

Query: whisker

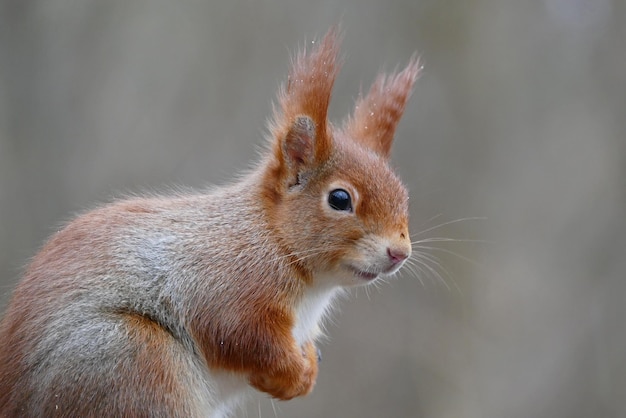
281;252;323;267
409;254;451;291
413;250;461;293
402;259;425;287
412;245;482;268
364;286;372;301
269;247;328;262
411;216;486;238
406;257;439;288
267;244;352;267
368;280;379;294
416;212;443;229
412;237;490;245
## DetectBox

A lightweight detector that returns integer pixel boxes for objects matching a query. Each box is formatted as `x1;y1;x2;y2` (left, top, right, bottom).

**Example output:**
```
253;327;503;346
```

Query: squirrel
0;28;420;417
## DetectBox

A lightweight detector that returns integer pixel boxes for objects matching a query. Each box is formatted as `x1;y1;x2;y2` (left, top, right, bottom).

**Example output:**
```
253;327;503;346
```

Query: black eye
328;189;352;212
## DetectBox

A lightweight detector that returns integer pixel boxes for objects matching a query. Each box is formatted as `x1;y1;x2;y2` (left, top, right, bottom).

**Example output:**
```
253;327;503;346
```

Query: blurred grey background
1;1;625;417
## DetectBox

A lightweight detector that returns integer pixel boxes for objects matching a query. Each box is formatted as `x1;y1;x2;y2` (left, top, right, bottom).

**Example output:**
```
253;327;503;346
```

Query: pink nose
387;247;409;264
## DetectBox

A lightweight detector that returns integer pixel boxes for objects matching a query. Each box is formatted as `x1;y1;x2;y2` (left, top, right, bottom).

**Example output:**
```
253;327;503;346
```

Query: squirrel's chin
346;266;379;282
315;265;381;287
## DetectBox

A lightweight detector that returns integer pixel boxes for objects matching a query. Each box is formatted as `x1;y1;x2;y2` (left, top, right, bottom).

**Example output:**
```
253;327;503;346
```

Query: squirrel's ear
342;57;421;159
271;27;342;168
283;115;316;173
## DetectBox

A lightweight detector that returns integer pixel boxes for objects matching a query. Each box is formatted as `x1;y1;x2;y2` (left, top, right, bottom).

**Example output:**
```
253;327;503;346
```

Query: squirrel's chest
292;282;339;346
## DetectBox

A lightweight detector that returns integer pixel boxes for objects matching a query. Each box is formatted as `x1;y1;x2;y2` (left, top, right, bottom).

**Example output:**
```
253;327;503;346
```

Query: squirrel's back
0;180;287;416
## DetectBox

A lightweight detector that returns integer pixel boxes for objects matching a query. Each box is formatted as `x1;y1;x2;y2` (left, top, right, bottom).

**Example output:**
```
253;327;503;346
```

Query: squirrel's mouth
348;266;379;281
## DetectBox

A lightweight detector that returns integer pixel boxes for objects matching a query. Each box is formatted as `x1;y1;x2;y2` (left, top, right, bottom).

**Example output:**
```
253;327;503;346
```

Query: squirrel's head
262;28;420;287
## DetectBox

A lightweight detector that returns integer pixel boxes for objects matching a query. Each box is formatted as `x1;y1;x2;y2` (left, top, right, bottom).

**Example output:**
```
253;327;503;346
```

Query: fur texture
0;28;420;417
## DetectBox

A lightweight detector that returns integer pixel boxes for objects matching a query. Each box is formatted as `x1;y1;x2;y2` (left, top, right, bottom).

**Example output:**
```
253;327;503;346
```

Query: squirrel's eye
328;189;352;212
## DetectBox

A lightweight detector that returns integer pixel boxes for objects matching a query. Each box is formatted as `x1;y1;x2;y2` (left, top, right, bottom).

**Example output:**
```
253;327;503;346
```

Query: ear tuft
270;27;343;167
342;56;422;159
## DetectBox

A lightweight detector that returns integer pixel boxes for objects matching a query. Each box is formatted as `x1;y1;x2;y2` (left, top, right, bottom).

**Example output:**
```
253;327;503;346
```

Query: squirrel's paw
250;341;319;400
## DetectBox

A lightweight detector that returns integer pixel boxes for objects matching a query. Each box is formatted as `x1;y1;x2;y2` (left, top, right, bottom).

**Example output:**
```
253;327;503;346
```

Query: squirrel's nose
387;246;409;265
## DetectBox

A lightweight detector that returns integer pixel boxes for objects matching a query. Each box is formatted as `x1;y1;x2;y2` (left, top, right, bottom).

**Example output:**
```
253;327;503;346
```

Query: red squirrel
0;28;420;417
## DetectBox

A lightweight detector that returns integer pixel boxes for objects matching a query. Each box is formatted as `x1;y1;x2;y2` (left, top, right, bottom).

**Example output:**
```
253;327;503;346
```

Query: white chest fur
292;279;340;346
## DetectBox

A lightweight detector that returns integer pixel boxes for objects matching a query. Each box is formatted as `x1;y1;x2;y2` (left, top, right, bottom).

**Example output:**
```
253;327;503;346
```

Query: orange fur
0;28;419;417
343;56;421;158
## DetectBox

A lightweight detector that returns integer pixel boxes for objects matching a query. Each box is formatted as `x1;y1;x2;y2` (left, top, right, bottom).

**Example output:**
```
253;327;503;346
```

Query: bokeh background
1;1;624;417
